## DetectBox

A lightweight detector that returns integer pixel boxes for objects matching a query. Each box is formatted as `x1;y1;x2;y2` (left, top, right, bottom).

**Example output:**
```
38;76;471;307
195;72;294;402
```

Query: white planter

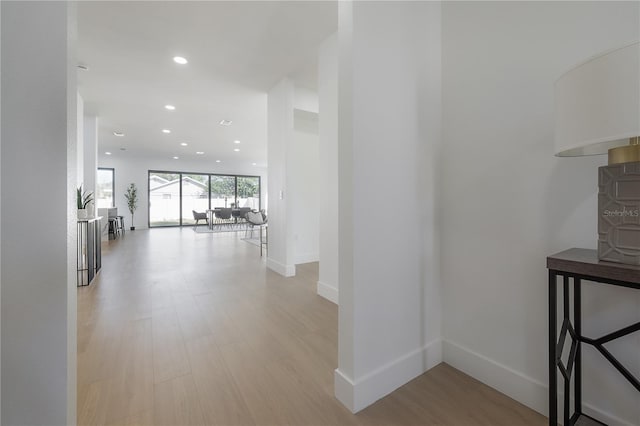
77;209;88;219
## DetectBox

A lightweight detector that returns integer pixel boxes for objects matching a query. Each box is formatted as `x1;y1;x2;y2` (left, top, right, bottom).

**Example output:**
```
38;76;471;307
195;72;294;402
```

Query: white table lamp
554;41;640;264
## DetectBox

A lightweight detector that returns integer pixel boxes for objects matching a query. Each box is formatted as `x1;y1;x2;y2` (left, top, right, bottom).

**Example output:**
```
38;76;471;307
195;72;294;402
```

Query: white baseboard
266;258;295;277
295;252;319;265
334;369;355;412
335;339;442;413
581;402;635;426
317;281;338;304
443;339;547;415
442;339;635;425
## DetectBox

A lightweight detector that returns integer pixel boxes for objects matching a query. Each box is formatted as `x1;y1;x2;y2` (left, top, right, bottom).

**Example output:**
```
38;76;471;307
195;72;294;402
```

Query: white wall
267;78;296;276
267;79;322;274
0;4;3;419
291;111;320;265
98;154;267;231
84;115;98;216
318;33;339;304
66;7;78;421
441;2;640;424
294;86;319;113
336;1;442;413
1;2;77;424
77;93;84;188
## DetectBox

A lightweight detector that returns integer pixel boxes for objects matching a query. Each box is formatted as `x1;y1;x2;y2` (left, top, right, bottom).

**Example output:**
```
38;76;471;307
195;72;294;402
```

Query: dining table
206;208;242;229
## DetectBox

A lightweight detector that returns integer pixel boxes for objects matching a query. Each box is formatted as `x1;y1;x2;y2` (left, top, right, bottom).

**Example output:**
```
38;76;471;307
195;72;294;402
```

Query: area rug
192;223;249;234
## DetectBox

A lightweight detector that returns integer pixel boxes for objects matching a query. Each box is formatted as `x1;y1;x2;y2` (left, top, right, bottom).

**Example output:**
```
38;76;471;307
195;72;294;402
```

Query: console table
547;248;640;425
78;216;102;286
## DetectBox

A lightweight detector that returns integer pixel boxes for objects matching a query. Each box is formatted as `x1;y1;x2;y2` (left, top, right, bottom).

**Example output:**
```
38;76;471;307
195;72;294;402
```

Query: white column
1;2;77;424
317;33;340;304
335;1;443;413
267;78;296;276
0;4;3;419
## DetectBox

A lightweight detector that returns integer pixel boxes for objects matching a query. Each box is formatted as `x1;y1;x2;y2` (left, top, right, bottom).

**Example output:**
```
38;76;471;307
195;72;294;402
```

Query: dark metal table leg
549;270;557;425
574;277;582;418
563;276;570;426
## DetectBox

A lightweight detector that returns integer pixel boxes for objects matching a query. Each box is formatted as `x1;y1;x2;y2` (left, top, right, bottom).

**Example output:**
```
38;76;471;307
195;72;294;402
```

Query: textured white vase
77;209;88;219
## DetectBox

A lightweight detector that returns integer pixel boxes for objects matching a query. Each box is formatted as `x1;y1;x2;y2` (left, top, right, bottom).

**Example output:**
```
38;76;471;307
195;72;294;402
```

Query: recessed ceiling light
252;162;257;166
196;151;204;155
234;140;241;144
105;152;112;155
77;64;89;71
216;160;221;163
173;156;179;160
120;147;126;151
219;120;232;126
162;129;171;134
165;105;176;111
113;131;124;137
234;148;240;152
173;56;188;65
180;142;188;146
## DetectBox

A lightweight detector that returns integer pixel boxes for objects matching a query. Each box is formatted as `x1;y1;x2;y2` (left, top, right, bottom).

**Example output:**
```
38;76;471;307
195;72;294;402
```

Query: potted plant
77;185;93;219
124;183;138;230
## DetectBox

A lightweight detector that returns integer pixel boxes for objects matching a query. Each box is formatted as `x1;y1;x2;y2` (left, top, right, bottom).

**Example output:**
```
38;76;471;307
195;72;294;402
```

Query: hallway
77;228;544;425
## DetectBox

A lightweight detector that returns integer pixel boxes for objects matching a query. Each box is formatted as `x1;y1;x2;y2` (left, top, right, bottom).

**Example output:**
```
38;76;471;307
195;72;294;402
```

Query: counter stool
108;217;119;239
116;215;125;235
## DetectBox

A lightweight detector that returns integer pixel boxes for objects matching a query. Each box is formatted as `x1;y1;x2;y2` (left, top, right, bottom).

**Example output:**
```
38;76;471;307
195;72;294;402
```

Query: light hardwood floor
78;227;546;426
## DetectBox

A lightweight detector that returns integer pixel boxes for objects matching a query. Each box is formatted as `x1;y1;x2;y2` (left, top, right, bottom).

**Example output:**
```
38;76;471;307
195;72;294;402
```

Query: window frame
147;169;261;228
97;167;115;208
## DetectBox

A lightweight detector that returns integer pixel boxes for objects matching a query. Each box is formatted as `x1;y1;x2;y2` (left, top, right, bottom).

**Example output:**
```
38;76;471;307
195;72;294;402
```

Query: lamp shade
554;41;640;157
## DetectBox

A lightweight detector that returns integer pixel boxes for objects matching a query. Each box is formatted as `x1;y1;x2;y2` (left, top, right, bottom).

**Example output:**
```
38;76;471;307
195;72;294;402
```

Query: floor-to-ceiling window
149;171;181;226
210;175;236;209
237;176;260;210
96;168;115;208
148;170;261;227
181;174;210;225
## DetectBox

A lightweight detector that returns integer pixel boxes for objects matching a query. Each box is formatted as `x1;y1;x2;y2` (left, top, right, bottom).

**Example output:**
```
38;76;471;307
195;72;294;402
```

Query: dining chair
192;210;208;229
215;208;232;226
238;207;252;222
245;210;267;238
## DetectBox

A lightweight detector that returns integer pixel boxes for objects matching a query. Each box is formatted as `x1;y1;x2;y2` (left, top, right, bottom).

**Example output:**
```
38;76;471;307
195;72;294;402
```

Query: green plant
76;185;93;209
124;183;138;228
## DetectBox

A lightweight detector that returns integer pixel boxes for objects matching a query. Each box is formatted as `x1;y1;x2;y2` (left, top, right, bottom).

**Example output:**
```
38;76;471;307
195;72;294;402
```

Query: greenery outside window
148;170;261;227
97;168;115;208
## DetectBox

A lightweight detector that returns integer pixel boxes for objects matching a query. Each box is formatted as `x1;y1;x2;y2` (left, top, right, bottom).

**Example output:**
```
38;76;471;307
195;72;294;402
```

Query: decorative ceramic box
598;161;640;264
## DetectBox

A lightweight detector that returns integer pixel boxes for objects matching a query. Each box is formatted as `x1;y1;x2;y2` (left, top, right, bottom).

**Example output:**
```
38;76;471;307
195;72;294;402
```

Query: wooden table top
547;248;640;286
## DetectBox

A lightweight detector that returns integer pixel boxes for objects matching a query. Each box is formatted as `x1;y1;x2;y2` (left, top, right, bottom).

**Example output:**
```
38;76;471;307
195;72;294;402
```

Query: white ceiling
77;1;337;167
